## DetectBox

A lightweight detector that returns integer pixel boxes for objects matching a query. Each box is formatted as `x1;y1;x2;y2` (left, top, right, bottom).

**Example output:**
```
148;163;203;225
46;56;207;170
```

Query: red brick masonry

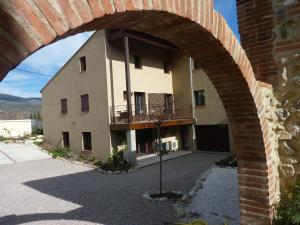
0;1;278;224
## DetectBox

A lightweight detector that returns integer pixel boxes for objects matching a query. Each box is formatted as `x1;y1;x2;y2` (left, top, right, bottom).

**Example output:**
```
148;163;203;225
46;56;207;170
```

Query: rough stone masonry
237;0;300;192
273;0;300;190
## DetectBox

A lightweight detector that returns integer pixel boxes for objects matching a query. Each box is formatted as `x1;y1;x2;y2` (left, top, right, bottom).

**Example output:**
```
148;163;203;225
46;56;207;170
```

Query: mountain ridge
0;93;42;119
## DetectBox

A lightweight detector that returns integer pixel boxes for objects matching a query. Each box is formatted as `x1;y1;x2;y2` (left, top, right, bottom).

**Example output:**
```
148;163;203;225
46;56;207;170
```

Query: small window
81;94;89;112
194;90;205;106
134;55;142;69
79;56;86;72
82;132;92;151
61;98;68;114
163;62;170;74
193;61;201;70
62;132;70;148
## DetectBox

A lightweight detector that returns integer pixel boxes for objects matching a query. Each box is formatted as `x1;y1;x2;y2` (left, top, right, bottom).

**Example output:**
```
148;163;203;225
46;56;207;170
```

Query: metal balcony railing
110;104;193;124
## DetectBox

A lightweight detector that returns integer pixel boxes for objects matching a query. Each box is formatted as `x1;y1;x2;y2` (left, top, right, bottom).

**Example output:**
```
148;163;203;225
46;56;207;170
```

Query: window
164;94;173;112
194;90;205;106
193;60;201;70
61;98;68;114
163;62;170;74
134;55;142;69
62;132;70;148
79;56;86;72
81;94;89;112
134;92;145;115
82;132;92;151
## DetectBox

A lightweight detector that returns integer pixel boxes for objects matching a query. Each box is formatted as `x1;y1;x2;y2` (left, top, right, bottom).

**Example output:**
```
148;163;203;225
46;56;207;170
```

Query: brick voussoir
0;1;276;224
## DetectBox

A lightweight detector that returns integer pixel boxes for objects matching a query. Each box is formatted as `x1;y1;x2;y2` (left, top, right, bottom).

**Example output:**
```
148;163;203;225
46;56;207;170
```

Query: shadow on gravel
0;153;225;225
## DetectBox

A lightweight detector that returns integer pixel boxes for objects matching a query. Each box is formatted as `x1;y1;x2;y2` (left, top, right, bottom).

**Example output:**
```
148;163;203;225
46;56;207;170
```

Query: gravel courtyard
0;152;225;225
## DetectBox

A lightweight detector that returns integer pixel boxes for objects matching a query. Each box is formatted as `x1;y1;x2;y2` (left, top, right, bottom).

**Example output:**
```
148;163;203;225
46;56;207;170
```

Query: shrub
0;136;8;142
88;156;96;162
107;148;123;166
94;160;103;167
215;154;237;167
49;148;72;159
32;128;43;136
79;154;88;161
100;148;133;171
275;179;300;225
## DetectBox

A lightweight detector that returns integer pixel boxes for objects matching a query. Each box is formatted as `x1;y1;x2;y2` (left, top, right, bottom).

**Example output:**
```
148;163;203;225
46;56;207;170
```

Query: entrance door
136;129;153;155
195;124;230;152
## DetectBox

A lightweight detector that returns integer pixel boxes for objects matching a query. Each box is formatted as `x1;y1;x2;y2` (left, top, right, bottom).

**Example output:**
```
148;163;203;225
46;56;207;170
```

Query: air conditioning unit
166;141;171;151
171;140;178;151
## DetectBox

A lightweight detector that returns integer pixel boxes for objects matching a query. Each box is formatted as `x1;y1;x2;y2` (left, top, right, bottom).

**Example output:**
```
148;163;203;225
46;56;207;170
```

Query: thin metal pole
124;36;132;123
157;122;162;195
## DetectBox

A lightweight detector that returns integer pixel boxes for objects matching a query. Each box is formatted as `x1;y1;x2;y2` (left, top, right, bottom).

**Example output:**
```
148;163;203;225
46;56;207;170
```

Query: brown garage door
196;124;230;152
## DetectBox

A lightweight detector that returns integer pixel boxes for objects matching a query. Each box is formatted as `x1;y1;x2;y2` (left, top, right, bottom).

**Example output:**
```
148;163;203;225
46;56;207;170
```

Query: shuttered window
194;90;205;106
81;94;89;112
148;93;165;106
61;98;68;114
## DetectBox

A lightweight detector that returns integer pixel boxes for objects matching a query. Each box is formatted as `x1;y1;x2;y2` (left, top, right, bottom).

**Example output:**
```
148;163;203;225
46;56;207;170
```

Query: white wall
41;31;111;159
192;68;235;153
0;120;41;138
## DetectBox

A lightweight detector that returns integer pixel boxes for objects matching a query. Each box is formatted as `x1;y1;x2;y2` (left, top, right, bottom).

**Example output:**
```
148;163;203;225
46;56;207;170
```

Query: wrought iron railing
110;104;193;124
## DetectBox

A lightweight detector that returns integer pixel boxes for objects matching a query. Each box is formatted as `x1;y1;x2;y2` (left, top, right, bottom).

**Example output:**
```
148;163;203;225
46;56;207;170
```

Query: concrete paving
0;151;14;164
0;143;51;165
137;150;193;168
0;152;225;225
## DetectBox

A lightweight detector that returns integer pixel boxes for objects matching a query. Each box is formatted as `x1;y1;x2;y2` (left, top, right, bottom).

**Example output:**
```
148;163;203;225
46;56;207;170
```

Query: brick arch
0;0;277;224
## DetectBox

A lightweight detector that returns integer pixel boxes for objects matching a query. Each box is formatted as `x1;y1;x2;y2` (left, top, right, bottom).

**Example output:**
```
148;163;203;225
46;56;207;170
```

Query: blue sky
0;0;239;98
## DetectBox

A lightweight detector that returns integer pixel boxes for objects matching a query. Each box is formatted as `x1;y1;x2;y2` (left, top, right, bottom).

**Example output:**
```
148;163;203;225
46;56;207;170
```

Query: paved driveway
0;152;225;225
0;143;50;164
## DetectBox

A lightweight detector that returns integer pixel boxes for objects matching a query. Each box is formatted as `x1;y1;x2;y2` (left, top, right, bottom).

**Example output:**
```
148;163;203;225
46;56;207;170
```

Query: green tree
36;111;41;120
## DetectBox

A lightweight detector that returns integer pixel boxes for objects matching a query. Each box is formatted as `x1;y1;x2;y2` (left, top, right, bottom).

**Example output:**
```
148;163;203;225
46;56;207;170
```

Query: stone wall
0;0;282;223
237;0;300;192
273;0;300;190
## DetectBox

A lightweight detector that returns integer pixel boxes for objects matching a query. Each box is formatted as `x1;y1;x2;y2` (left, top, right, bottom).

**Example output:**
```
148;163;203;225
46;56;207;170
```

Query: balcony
110;104;193;130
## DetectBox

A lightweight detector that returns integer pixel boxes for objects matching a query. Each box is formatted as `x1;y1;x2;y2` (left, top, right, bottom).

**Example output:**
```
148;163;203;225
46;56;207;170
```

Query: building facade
41;30;233;162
